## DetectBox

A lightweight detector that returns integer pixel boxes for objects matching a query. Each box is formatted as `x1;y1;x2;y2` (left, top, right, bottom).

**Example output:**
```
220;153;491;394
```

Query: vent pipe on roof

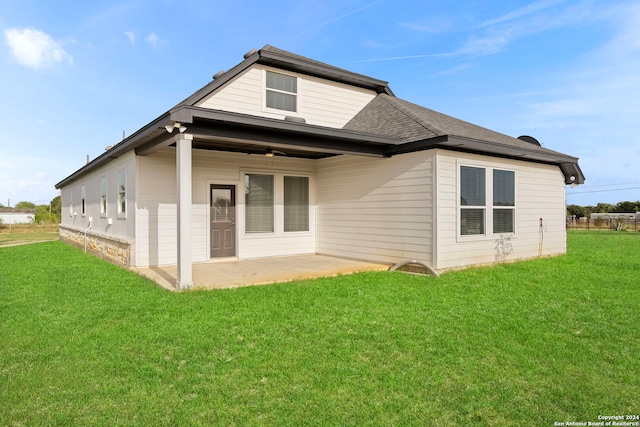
212;70;225;80
518;135;541;146
244;48;258;59
86;155;90;164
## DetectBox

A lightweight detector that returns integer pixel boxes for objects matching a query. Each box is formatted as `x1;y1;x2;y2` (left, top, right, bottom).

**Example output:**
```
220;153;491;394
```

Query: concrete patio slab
134;254;390;291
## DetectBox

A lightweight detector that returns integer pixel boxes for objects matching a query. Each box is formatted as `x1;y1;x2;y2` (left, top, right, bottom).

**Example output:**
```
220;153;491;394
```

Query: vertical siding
316;152;435;265
435;150;567;270
136;148;316;267
59;151;136;241
196;65;376;128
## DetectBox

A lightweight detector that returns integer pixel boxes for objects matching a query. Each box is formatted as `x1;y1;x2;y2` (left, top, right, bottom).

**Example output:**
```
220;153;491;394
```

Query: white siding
60;151;136;241
136;148;316;267
196;65;377;128
316;152;435;265
435;150;567;270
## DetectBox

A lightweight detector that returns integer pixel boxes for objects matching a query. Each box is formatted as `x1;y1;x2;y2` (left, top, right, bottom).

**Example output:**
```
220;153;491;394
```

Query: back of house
56;45;584;288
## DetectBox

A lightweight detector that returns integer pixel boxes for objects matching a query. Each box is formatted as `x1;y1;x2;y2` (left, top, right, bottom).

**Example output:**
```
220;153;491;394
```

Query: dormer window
266;71;297;112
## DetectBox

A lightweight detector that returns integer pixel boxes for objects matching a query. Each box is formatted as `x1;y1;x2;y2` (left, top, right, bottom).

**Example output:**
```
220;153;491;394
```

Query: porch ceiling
133;107;402;159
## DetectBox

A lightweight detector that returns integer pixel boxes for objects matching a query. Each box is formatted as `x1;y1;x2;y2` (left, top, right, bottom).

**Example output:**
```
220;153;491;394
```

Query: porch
134;254;390;291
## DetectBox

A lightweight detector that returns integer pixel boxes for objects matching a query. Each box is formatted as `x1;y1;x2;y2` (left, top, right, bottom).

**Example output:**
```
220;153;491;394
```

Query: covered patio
134;254;391;291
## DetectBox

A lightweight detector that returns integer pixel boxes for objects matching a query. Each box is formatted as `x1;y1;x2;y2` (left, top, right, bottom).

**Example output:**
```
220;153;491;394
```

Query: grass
0;224;58;246
0;231;638;426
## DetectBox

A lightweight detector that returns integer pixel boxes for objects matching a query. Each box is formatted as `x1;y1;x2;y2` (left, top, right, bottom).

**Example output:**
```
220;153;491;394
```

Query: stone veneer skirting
59;225;134;267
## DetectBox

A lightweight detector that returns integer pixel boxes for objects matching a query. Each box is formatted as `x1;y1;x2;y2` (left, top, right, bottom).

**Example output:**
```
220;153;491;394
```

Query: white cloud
3;27;72;70
146;32;159;48
459;1;593;56
125;31;135;45
480;0;566;27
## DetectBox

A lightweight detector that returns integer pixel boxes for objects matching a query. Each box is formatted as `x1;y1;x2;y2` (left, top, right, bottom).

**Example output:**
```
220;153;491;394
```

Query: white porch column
176;133;194;289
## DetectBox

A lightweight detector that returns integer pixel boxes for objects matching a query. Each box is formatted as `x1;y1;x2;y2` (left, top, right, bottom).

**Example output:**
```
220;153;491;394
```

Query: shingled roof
344;93;585;184
56;45;584;189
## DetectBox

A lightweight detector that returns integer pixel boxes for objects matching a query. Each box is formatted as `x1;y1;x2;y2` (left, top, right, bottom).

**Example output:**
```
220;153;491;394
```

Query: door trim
210;184;236;258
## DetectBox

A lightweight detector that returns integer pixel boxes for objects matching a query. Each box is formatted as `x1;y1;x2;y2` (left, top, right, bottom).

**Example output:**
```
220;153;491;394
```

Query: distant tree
15;201;36;210
32;197;62;224
50;196;61;223
593;203;614;213
614;201;640;212
0;202;4;208
567;204;587;218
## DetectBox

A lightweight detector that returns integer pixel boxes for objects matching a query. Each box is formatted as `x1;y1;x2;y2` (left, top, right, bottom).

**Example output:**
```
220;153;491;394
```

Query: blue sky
1;0;639;208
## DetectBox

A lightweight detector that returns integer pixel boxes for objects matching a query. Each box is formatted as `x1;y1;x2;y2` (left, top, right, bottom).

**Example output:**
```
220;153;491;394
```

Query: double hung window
266;71;297;112
118;170;126;215
81;184;86;216
460;165;515;236
100;177;107;216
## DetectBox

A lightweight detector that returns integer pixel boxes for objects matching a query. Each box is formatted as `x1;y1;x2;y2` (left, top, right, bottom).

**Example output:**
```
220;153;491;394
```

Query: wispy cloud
125;31;135;45
480;0;566;27
376;0;593;62
461;1;592;56
280;0;384;43
3;27;73;70
145;33;161;49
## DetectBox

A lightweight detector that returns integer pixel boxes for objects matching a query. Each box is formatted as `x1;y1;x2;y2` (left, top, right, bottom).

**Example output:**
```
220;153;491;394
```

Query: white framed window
493;169;515;233
245;174;274;233
81;184;86;216
243;172;311;235
284;176;309;232
460;166;486;236
459;165;516;237
100;176;108;216
265;70;297;112
118;170;126;216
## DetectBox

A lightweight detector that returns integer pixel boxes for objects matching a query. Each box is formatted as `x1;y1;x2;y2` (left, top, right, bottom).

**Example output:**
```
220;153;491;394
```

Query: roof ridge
378;94;447;136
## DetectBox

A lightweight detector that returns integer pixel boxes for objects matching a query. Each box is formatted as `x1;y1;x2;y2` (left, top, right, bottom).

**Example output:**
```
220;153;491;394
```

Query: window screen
284;176;309;232
460;166;486;235
493;169;515;233
266;71;297;112
245;174;274;233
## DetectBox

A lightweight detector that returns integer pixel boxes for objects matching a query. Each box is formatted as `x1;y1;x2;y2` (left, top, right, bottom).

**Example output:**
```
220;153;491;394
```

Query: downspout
84;217;92;253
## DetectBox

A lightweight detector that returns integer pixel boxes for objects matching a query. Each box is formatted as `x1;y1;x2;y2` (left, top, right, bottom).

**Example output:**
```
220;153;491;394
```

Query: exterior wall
196;65;377;128
58;151;137;266
0;212;34;224
315;151;435;265
136;148;316;267
434;150;567;270
59;225;134;266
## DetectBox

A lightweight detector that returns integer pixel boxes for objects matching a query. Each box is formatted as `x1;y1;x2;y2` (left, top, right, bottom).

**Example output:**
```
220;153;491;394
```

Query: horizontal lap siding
316;152;435;264
435;150;567;270
136;148;317;267
60;151;136;257
196;65;376;128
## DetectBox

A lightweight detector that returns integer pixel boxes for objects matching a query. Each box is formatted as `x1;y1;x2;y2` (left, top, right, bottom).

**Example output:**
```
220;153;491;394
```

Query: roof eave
257;48;394;96
384;135;586;184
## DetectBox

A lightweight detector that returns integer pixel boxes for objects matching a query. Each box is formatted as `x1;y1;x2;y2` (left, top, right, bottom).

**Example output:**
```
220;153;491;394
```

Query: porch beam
176;133;194;289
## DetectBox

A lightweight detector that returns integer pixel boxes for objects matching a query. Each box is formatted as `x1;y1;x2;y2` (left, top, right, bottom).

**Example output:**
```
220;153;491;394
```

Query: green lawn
1;232;638;426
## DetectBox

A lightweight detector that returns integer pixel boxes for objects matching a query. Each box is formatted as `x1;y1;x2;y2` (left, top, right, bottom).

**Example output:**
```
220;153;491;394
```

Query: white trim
261;67;302;117
206;179;240;261
456;159;517;242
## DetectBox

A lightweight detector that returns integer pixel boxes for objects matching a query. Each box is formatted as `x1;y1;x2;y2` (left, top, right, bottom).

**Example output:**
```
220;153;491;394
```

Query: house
55;45;585;289
0;209;35;224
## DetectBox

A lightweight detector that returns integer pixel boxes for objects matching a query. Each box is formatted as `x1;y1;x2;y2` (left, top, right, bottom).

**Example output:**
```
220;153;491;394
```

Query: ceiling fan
265;147;287;157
